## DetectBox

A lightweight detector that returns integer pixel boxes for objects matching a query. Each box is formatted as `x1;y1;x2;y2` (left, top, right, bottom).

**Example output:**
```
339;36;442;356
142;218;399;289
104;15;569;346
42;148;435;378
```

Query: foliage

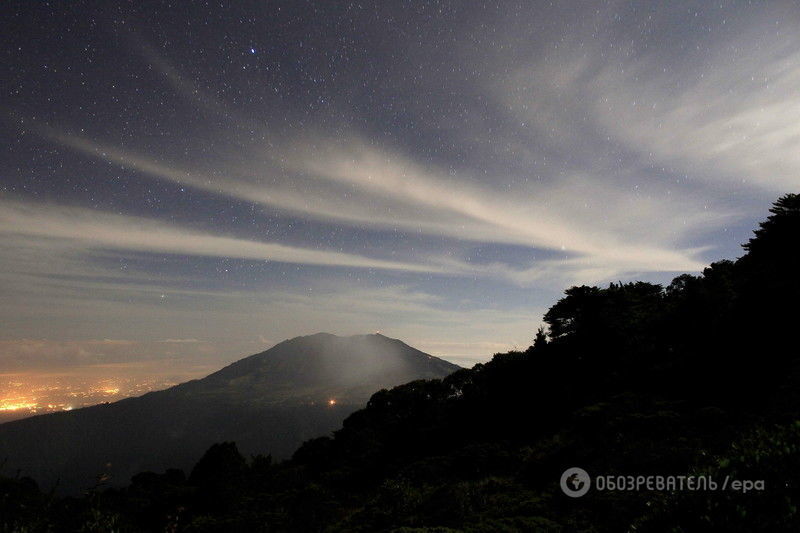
2;194;799;531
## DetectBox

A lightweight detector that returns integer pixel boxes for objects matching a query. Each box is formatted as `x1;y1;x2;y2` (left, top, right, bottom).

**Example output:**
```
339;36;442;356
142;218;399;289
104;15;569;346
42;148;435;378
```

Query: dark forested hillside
2;194;799;532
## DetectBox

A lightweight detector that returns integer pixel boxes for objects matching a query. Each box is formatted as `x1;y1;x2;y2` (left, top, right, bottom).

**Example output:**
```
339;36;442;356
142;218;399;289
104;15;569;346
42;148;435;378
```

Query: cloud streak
25;28;731;285
0;199;442;274
499;4;800;196
43;127;712;282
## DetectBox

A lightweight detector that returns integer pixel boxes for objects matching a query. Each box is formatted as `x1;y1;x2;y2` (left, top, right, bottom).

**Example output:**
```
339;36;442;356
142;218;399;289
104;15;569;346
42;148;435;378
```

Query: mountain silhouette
2;194;799;531
0;333;459;493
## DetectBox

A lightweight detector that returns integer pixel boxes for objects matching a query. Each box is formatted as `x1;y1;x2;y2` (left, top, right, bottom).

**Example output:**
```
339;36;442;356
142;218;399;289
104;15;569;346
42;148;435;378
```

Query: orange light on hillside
328;399;337;406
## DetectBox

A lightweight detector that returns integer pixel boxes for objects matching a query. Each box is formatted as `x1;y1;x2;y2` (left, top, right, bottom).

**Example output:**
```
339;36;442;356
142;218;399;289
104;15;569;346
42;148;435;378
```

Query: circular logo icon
560;467;591;497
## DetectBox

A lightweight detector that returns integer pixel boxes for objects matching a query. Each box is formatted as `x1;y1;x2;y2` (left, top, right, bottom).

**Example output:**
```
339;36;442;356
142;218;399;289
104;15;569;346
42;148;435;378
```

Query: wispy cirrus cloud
498;4;800;196
283;138;718;272
0;199;441;274
591;40;800;194
24;26;731;287
41;127;713;282
27;32;715;282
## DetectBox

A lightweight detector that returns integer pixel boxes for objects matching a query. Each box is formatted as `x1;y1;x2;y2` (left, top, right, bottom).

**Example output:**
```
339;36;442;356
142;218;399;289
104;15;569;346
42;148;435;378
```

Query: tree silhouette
4;194;800;532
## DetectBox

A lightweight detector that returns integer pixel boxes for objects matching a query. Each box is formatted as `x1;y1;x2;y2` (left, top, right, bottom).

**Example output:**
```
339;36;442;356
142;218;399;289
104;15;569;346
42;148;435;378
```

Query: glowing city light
0;401;37;411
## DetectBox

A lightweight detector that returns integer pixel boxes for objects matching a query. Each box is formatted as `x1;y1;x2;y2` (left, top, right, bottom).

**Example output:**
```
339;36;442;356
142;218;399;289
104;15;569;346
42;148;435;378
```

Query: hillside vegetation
2;194;799;532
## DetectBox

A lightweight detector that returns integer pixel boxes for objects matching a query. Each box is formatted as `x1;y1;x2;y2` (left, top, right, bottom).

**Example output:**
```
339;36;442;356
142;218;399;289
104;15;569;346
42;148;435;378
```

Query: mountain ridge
0;333;459;493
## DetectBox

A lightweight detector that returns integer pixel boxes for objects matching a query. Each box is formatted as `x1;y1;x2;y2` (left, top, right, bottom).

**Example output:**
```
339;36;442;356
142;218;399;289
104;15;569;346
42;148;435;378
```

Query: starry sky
2;1;799;377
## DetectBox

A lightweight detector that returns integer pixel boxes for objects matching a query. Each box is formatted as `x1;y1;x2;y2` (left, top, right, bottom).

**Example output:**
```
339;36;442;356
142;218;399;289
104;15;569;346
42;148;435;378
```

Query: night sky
2;1;799;376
